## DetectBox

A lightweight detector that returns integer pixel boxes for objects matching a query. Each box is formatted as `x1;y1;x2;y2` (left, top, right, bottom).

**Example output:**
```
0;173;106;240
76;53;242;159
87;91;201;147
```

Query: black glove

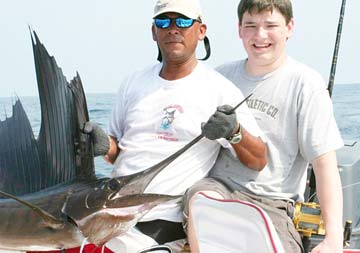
201;105;238;140
82;121;110;156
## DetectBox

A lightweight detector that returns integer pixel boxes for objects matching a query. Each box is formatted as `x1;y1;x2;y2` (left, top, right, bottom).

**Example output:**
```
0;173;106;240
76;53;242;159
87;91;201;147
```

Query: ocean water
1;83;360;177
332;84;360;141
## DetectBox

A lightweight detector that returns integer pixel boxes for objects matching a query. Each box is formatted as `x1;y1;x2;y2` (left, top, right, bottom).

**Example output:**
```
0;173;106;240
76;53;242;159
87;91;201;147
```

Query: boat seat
191;193;285;253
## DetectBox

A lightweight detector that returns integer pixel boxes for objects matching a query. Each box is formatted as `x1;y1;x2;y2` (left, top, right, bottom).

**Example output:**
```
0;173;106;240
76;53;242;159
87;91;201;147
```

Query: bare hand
311;238;342;253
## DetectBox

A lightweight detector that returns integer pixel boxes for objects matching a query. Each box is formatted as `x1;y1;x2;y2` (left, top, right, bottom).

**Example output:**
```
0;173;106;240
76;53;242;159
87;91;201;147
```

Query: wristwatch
228;124;243;144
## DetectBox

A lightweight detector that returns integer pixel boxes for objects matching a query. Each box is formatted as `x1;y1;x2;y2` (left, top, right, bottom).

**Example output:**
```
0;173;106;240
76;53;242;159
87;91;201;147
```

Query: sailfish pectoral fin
0;190;65;229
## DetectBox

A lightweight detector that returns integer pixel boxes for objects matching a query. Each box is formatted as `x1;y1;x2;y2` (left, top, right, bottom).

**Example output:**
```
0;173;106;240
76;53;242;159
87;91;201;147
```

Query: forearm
231;125;267;171
104;136;120;164
312;151;343;249
200;106;267;170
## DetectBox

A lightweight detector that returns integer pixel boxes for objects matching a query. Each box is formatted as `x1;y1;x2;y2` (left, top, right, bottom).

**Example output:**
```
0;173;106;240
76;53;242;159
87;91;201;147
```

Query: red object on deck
27;244;114;253
25;244;360;253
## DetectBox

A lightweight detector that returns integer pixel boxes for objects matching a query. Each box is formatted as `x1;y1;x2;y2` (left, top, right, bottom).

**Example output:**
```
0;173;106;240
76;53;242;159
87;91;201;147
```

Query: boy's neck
245;54;287;77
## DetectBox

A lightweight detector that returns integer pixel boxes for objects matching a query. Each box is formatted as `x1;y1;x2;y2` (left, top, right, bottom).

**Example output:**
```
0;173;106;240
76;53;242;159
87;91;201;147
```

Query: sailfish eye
106;178;121;191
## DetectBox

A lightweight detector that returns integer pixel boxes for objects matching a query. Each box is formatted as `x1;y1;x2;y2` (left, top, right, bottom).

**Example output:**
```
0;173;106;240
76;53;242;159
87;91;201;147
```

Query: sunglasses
154;17;200;29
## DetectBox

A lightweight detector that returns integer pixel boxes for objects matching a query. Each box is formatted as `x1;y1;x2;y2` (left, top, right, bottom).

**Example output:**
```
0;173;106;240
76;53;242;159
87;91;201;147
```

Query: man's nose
167;22;180;34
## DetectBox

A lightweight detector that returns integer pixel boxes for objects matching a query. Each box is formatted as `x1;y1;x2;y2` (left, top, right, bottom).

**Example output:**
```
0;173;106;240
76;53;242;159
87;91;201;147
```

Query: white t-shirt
108;62;262;221
212;57;343;202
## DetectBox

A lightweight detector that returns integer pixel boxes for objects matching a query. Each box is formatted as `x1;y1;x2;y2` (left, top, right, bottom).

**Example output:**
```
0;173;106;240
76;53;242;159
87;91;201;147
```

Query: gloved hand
82;121;110;156
201;104;238;140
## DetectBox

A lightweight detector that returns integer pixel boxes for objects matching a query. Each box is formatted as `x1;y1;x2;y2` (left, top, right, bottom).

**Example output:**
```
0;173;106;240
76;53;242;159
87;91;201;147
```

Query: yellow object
181;242;191;253
293;202;325;237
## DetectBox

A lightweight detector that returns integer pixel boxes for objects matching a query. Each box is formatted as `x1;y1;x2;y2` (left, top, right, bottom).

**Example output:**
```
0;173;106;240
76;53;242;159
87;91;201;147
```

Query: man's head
237;0;293;25
152;0;207;65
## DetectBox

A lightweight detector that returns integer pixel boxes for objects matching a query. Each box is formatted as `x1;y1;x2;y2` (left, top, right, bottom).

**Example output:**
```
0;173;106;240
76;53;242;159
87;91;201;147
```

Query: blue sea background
0;83;360;177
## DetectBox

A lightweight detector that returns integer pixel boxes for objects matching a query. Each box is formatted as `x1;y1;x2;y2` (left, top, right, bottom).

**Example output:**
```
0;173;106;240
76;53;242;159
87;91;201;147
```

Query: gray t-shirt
210;57;343;202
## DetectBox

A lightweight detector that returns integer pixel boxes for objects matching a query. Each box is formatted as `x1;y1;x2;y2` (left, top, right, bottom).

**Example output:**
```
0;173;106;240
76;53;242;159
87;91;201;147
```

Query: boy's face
239;8;294;73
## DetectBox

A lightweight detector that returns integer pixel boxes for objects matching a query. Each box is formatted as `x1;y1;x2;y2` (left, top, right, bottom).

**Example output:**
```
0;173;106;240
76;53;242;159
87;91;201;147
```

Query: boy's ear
286;18;295;39
238;22;243;39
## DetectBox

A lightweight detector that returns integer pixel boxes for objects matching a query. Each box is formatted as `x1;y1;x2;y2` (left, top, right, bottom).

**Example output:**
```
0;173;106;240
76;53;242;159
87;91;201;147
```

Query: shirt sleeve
298;81;343;162
108;79;127;140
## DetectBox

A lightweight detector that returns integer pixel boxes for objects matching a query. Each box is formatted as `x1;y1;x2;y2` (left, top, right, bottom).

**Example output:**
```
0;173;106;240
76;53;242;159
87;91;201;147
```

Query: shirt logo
157;104;184;141
160;107;176;130
247;98;279;119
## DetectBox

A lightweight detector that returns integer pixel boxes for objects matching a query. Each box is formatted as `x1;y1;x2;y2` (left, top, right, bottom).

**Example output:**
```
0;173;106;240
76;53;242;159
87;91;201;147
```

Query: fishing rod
328;0;347;97
309;0;347;202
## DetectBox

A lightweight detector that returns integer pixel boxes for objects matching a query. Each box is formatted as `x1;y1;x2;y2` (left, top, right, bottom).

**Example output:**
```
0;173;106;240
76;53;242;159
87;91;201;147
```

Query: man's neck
160;58;198;81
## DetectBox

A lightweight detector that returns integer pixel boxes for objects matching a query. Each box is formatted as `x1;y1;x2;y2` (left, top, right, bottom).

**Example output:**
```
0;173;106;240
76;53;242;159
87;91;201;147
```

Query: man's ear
152;24;157;42
198;23;207;40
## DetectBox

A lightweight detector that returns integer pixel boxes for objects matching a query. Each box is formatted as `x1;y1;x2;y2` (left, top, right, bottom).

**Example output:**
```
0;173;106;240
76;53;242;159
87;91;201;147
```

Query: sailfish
0;31;195;251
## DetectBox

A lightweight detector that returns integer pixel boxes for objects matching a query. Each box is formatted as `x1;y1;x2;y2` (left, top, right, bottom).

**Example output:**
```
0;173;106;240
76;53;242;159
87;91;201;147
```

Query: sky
0;0;359;98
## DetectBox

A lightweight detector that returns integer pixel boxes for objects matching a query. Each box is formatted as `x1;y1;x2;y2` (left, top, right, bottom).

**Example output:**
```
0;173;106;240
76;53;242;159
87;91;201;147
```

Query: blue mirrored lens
155;18;171;29
154;17;195;29
175;18;194;28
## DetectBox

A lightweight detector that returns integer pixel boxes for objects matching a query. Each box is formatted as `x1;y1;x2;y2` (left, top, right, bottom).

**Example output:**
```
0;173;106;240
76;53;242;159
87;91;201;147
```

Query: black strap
136;219;186;244
198;36;211;61
157;46;162;62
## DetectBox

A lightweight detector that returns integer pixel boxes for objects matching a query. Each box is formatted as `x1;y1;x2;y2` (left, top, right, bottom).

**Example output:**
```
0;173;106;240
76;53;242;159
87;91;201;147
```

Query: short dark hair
237;0;293;25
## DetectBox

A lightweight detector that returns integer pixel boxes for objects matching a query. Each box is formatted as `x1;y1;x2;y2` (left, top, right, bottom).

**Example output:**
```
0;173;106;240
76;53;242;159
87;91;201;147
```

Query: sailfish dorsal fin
0;30;95;196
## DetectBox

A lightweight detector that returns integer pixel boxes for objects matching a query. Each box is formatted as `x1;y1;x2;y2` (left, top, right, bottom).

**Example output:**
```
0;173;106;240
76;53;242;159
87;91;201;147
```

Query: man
184;0;344;253
86;0;267;252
